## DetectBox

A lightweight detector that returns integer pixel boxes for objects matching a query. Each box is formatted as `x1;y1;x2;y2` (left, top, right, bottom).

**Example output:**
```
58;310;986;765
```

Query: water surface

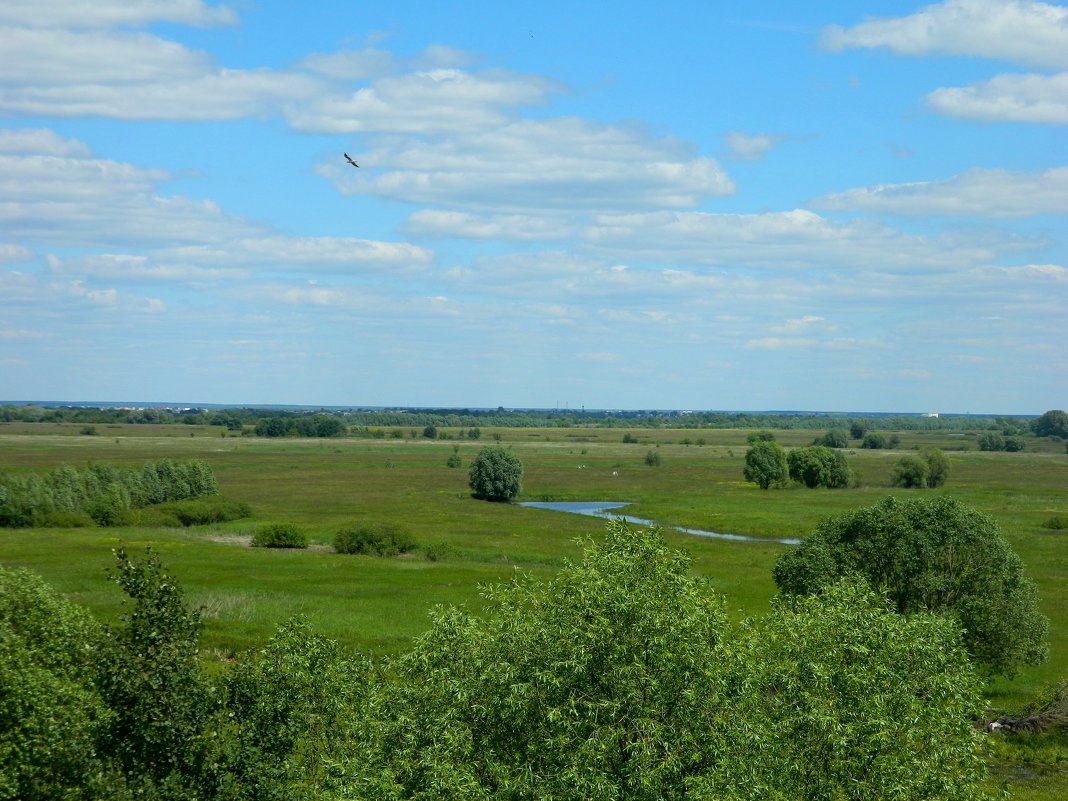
518;501;799;545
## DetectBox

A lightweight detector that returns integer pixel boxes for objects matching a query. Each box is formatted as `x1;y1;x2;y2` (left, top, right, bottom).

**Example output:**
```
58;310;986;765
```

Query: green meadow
2;421;1067;794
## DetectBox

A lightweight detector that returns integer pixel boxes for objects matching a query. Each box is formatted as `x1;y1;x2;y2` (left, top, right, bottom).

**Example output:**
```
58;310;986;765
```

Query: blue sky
0;0;1064;413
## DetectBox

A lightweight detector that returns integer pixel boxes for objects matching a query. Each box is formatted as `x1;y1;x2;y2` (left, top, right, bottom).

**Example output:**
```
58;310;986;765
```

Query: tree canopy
773;495;1048;677
786;445;851;488
743;440;788;489
345;522;989;801
468;445;523;502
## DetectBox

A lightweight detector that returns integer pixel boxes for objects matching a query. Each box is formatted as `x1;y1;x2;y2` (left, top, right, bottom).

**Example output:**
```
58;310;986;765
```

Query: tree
773;495;1049;677
861;432;887;449
746;429;776;445
743;441;788;489
345;522;989;801
849;419;867;439
978;432;1006;451
94;547;219;799
787;445;851;488
0;568;119;800
891;455;929;488
468;445;523;502
814;428;849;448
1031;409;1068;438
705;580;987;801
920;446;950;487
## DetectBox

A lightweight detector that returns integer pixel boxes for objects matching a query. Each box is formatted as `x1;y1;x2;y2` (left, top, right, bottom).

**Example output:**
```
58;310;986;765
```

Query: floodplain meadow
2;421;1066;795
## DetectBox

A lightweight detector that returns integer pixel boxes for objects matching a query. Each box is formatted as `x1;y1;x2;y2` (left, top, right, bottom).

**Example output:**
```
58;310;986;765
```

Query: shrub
1042;515;1068;530
814;429;849;448
153;496;252;527
252;523;307;549
644;449;662;467
746;430;776;445
423;542;460;562
861;432;888;449
978;432;1005;451
334;522;415;556
34;510;96;528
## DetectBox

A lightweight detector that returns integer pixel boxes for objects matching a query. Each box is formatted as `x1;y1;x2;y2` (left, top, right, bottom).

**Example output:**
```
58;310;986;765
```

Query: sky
0;0;1065;414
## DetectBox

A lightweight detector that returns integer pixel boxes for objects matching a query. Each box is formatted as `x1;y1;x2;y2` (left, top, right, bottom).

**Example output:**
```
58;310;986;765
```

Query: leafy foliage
0;458;219;528
743;440;788;489
94;547;219;799
786;445;851;488
0;568;117;801
468;445;523;502
773;495;1049;677
813;428;849;448
220;620;370;801
333;522;415;556
344;522;990;801
1031;409;1068;439
706;580;988;801
252;523;307;549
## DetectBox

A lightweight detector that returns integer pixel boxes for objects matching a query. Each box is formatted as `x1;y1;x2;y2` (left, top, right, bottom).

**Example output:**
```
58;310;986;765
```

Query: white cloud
0;140;259;246
325;118;733;213
287;68;558;134
582;209;1009;271
159;236;433;273
723;131;783;161
0;243;32;263
404;210;574;241
821;0;1068;69
926;71;1068;123
0;0;237;29
811;167;1068;217
0;128;90;156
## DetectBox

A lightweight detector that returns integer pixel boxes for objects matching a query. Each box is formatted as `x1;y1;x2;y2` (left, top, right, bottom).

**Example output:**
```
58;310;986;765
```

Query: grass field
2;421;1066;794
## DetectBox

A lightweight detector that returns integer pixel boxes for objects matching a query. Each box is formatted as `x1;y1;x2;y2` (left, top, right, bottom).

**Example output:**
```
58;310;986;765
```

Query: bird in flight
344;153;359;168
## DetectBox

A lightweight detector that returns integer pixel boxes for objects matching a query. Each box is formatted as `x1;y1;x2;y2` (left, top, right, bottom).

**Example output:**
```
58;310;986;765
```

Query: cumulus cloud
325;118;733;213
582;209;1010;271
287;68;559;134
0;0;237;29
926;71;1068;123
0;133;259;246
811;167;1068;217
821;0;1068;69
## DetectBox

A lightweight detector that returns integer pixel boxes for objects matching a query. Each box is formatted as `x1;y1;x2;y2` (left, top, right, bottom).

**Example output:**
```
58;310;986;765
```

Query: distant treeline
1;403;1046;435
0;458;218;528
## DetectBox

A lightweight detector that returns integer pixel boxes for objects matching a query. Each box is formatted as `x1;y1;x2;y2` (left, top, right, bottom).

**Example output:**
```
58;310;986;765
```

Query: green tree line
0;459;218;528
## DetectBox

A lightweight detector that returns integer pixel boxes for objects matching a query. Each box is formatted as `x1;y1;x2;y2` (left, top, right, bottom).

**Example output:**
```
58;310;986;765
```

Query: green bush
1042;515;1068;530
33;509;97;528
334;522;415;556
423;542;460;562
154;496;252;527
252;523;307;549
644;449;662;467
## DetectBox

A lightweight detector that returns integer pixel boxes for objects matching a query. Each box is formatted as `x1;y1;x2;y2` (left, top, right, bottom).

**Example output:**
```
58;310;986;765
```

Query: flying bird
344;153;359;168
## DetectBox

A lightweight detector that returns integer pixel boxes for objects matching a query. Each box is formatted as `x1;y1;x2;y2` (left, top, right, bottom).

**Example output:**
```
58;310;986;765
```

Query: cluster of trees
0;459;218;528
253;414;346;438
978;432;1026;452
4;505;1017;801
744;435;953;491
743;441;851;489
890;447;950;488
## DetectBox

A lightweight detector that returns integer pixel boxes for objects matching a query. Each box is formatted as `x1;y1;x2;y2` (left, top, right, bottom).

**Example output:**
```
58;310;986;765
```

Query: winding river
518;501;800;546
